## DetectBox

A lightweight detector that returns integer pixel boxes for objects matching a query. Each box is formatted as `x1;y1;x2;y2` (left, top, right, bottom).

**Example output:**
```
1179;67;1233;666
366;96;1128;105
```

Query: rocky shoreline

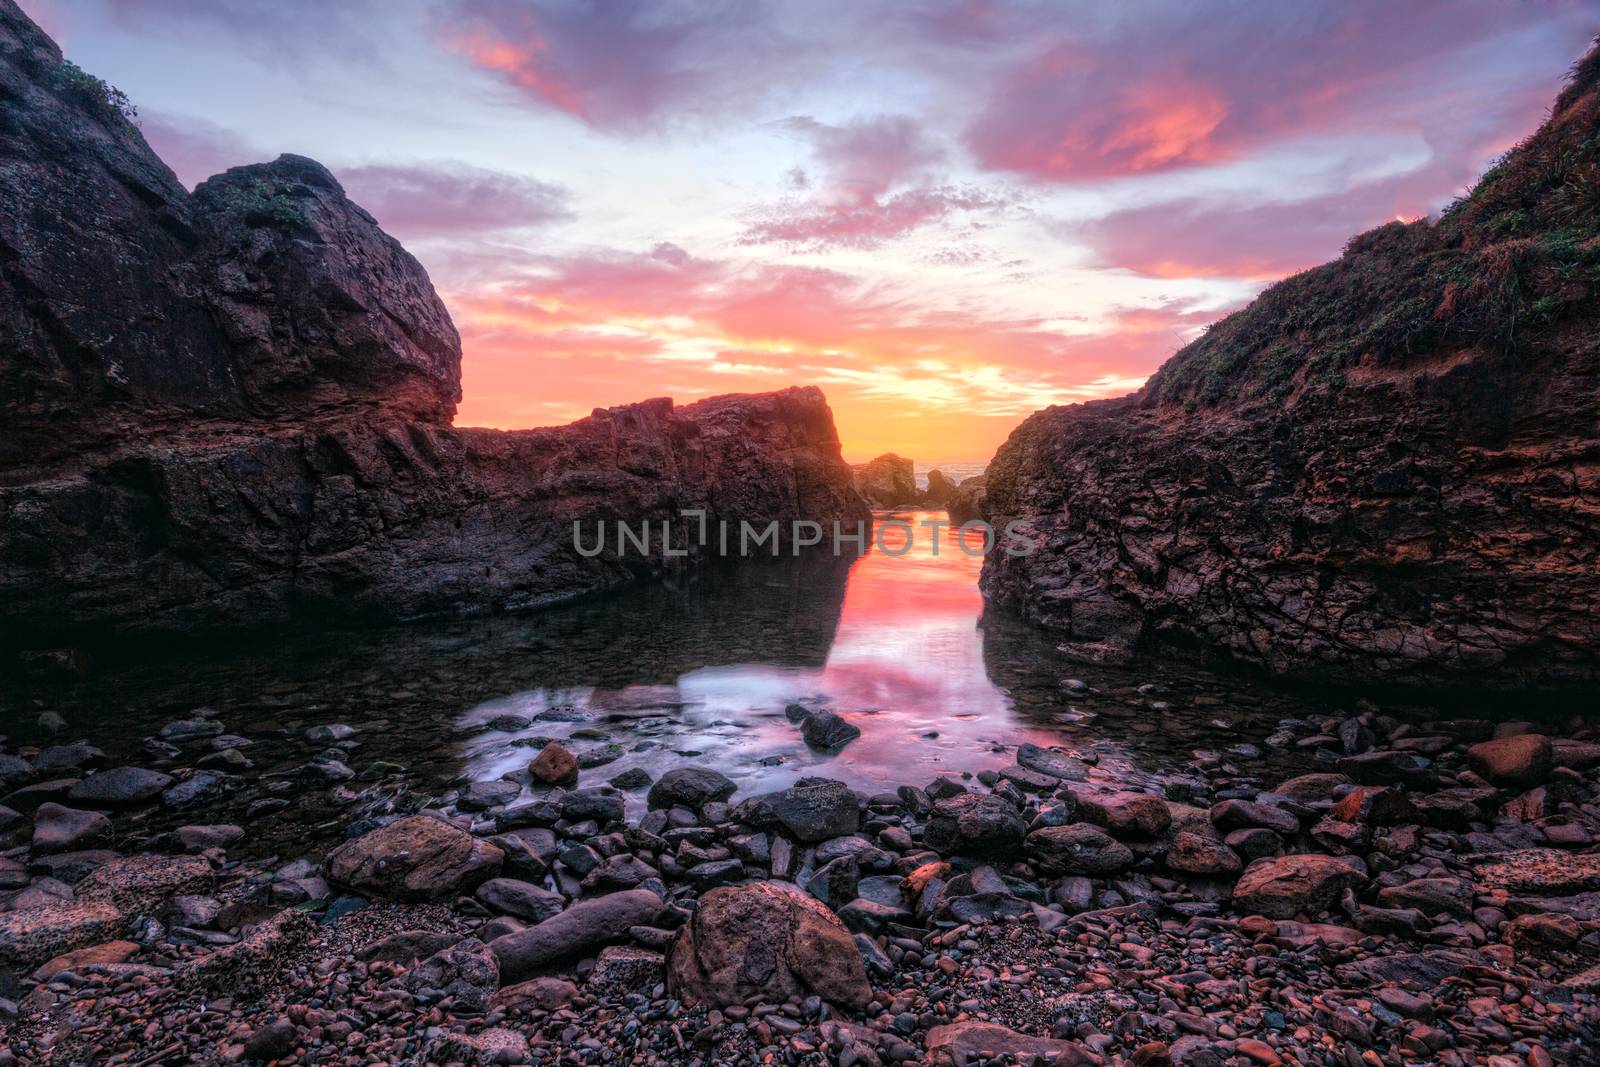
3;694;1598;1065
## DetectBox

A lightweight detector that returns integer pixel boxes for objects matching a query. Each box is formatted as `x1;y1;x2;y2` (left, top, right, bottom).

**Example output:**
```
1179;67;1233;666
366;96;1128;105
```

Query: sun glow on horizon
23;0;1591;464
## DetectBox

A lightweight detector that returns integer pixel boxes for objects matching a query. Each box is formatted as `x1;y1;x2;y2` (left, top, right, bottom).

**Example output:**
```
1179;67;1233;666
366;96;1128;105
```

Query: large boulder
1026;824;1133;875
667;881;870;1009
647;767;737;811
851;453;919;508
1466;734;1553;788
738;779;859;843
490;889;662;984
1074;790;1171;838
1232;854;1367;919
327;815;503;902
0;900;123;969
67;766;174;808
31;802;111;853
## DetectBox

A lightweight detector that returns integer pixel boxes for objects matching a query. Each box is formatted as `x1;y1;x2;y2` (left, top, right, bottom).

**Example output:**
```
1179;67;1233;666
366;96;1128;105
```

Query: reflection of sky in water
458;513;1147;801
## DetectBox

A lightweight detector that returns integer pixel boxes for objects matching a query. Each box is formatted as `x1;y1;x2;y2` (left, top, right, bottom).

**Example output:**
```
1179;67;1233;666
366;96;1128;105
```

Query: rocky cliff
0;3;867;646
982;42;1600;688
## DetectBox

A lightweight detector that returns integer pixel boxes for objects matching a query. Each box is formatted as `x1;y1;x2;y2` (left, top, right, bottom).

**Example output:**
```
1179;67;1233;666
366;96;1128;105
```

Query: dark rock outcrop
0;2;868;646
980;47;1600;686
945;475;987;525
851;453;919;508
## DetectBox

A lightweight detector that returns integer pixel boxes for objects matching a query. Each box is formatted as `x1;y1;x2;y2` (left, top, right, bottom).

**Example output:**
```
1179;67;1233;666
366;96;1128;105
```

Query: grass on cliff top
1146;41;1600;410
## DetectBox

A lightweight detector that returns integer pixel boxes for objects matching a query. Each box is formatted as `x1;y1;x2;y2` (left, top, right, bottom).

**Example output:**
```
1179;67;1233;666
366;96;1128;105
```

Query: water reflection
2;510;1339;851
455;512;1326;802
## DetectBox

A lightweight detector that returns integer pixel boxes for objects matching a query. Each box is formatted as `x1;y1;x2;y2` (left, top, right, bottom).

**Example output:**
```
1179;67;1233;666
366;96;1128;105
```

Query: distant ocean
912;460;987;490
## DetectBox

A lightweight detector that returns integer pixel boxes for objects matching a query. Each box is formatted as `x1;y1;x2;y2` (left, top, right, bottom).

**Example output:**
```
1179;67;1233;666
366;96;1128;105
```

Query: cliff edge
982;41;1600;687
0;2;868;645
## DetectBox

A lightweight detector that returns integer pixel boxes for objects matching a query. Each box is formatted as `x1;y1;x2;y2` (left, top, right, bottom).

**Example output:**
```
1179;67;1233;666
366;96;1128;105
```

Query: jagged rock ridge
0;2;867;646
982;41;1600;687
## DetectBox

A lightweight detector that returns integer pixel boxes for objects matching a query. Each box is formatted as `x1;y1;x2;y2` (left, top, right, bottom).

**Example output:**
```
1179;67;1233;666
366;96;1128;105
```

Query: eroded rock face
979;55;1600;687
666;881;871;1009
0;1;869;647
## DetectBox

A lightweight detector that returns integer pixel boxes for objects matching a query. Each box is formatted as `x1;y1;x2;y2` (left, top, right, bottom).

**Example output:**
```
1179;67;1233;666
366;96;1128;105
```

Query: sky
20;1;1597;463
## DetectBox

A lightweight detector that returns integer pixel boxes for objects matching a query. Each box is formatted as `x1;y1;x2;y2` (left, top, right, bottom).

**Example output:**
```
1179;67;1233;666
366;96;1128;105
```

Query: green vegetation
51;60;136;124
1146;46;1600;410
224;179;308;228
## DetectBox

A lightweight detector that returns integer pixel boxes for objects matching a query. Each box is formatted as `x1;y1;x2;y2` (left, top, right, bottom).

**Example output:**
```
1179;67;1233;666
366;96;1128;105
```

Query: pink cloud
965;5;1592;182
740;185;1011;250
443;0;796;132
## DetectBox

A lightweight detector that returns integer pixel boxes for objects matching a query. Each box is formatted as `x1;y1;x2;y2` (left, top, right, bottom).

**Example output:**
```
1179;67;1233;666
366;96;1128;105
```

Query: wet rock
174;824;245;852
159;720;222;743
1225;828;1282;861
31;802;110;853
33;744;106;773
1336;750;1432;787
799;709;861;750
1335;948;1489;987
476;877;565;922
1506;912;1580;950
924;792;1027;856
492;976;578;1013
1377;877;1473;917
327;814;503;901
587;944;665;997
529;742;579;786
390;937;499;1013
1328;785;1415;825
609;767;652;791
1208;799;1297;836
1075;790;1171;838
65;766;174;808
582;853;660;891
459;779;520;811
242;1019;300;1063
561;788;625;824
76;855;213;914
1166;832;1243;875
666;880;871;1009
355;930;464;965
0;901;123;968
491;888;663;983
1232;854;1367;919
925;1022;1091;1066
739;778;859;843
160;770;241;808
32;938;140;980
1028;824;1134;875
1471;849;1600;895
687;858;745;889
647;767;737;810
1467;734;1553;788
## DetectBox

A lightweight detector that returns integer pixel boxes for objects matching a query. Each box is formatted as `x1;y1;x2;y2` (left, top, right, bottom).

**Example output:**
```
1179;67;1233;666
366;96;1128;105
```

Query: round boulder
1026;824;1134;875
648;767;737;811
667;881;870;1009
1232;854;1367;919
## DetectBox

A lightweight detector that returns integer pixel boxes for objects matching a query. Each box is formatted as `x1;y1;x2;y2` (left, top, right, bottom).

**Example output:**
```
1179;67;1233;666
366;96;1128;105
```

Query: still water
2;511;1340;852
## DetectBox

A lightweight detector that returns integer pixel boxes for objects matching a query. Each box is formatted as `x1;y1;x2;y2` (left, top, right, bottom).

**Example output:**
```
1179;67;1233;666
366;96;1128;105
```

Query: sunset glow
25;0;1593;461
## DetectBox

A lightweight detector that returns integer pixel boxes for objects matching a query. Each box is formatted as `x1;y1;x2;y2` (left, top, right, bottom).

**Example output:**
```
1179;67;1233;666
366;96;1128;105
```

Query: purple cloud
337;163;572;239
